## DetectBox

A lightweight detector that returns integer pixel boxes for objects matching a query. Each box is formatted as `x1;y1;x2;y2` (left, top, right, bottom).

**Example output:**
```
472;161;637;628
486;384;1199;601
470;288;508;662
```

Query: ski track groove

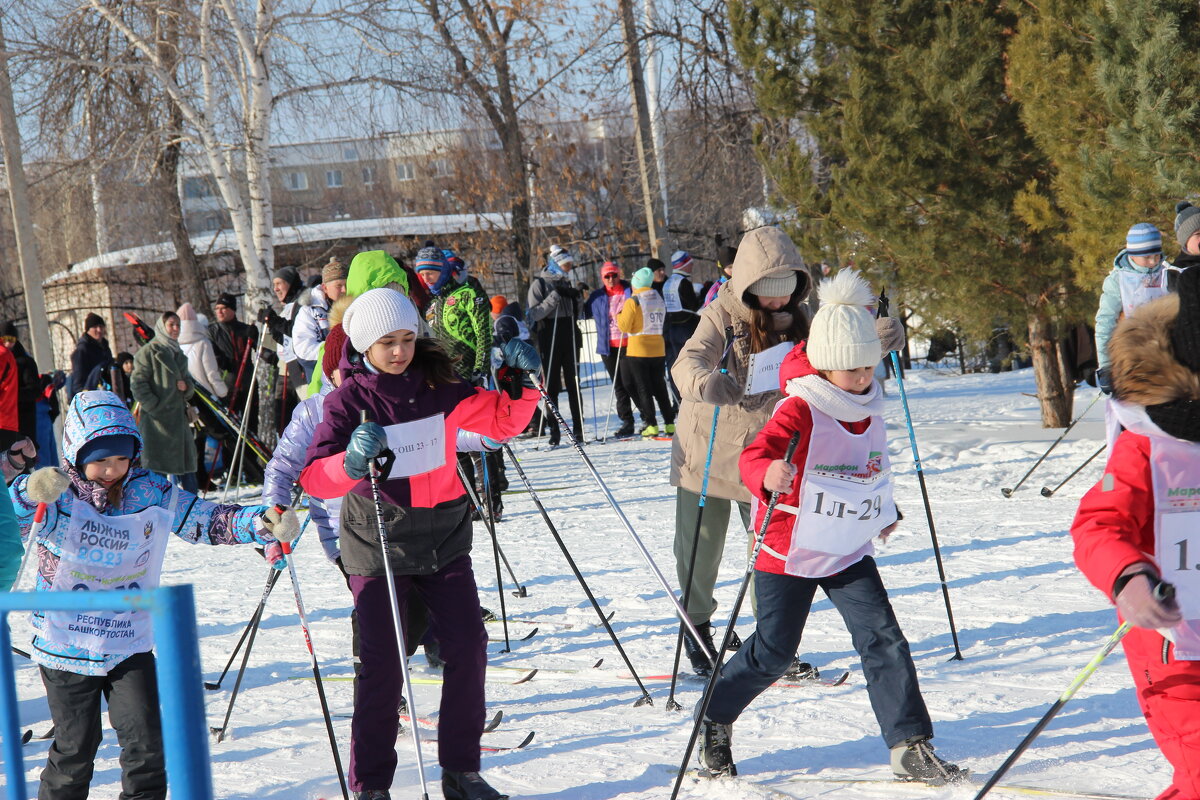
3;370;1165;798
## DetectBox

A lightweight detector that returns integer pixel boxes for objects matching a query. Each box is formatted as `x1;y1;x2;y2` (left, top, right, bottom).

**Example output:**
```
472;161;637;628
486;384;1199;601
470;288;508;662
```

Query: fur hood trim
1110;293;1200;405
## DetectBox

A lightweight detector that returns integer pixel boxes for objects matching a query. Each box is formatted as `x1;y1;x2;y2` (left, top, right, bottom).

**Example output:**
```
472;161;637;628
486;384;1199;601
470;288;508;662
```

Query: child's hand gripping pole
669;432;802;800
358;409;432;800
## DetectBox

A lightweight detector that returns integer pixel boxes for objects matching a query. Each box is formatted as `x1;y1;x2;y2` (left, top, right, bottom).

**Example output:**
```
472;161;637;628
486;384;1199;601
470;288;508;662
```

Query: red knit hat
490;295;508;315
323;324;348;381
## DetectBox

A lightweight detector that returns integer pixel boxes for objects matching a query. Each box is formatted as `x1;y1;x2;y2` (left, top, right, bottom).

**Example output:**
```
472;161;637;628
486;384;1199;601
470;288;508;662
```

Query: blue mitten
502;339;541;372
344;422;388;479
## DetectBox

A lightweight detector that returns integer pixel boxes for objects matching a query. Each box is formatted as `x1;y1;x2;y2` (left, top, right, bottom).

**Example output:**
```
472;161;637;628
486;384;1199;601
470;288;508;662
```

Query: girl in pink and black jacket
301;288;539;800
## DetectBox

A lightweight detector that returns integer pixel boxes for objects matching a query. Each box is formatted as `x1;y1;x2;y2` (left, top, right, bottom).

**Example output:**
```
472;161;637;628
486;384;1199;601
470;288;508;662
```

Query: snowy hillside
5;367;1166;799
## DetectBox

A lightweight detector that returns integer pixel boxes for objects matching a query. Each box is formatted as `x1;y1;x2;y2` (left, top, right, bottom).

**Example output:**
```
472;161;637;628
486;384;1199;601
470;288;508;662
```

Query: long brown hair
411;337;462;387
743;290;811;353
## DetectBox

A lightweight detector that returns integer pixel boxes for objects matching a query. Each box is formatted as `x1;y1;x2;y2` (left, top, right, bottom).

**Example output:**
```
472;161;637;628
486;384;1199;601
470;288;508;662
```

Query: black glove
257;305;277;325
556;285;580;301
1096;367;1114;395
258;347;279;366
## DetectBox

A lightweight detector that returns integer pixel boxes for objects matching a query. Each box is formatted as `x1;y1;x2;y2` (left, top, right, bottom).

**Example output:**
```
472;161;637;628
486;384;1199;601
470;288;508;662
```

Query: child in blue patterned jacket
8;390;297;800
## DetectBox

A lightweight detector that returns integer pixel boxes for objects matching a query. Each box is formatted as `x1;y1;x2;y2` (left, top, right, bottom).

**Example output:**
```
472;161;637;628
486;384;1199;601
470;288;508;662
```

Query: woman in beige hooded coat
669;226;815;675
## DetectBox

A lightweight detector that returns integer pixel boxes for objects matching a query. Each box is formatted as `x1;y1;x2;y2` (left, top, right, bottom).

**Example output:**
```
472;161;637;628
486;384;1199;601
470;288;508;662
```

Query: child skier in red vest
1073;266;1200;800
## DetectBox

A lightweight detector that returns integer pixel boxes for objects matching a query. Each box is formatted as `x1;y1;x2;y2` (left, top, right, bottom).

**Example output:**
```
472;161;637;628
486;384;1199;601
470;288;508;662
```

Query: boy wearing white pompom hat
696;269;967;786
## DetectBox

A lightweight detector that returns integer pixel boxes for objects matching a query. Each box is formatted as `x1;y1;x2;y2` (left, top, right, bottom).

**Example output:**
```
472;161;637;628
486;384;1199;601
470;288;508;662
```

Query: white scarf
784;374;884;422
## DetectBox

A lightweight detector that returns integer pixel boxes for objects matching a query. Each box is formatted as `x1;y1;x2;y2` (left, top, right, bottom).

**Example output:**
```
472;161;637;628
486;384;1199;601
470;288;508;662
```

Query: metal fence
0;585;213;800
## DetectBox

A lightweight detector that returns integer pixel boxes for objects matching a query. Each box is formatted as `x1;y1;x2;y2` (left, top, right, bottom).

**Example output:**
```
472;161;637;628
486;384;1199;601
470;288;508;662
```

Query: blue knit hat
632;267;654;289
415;245;455;295
76;434;138;468
1126;223;1163;256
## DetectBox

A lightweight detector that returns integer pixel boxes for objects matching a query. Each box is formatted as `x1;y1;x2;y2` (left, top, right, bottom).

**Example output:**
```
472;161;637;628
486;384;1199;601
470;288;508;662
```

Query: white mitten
262;506;301;543
26;468;70;504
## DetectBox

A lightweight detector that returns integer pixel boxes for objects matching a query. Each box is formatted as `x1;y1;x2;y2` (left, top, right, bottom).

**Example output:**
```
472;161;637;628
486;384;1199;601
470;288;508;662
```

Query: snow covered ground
3;366;1169;799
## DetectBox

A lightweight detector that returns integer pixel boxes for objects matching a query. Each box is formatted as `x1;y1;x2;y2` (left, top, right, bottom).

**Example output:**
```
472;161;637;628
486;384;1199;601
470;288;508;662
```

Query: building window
326;169;343;188
202;214;221;231
363;200;379;217
286;171;308;191
430;159;452;178
183;177;214;199
342;146;359;161
398;198;416;216
395;162;414;182
361;166;376;185
288;207;310;225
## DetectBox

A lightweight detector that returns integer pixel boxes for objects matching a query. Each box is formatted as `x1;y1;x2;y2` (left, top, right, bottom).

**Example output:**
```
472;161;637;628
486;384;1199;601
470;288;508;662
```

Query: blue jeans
706;556;932;748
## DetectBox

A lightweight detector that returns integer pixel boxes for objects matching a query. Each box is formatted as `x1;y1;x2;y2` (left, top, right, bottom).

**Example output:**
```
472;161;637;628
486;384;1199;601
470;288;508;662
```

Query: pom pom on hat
1176;202;1200;252
1126;223;1162;257
806;269;881;371
342;288;420;353
671;250;694;273
548;244;574;268
632;267;654;289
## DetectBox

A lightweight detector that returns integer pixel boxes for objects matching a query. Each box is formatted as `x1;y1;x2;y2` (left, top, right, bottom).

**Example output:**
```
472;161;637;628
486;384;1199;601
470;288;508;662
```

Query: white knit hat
343;288;420;353
806;269;880;371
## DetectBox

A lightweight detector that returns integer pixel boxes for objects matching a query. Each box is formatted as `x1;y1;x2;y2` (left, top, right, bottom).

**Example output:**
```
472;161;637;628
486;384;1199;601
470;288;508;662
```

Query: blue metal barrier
0;585;213;800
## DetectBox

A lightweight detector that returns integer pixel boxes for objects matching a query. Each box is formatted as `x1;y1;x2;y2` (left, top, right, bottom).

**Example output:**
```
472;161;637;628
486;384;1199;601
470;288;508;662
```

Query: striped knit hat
1125;223;1162;257
414;246;445;273
1176;202;1200;252
671;250;694;273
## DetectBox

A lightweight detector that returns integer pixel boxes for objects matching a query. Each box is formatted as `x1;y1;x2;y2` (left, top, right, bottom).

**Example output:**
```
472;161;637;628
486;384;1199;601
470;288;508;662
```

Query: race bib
384;414;447;480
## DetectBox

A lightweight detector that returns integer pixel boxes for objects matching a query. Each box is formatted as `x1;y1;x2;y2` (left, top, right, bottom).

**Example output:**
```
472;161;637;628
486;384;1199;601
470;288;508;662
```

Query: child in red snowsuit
1072;266;1200;800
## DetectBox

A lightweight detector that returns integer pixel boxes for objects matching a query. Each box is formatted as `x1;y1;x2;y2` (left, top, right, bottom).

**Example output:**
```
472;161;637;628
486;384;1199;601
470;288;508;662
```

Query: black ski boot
354;791;390;800
783;657;818;681
425;639;445;670
442;769;509;799
682;622;717;676
698;718;736;776
891;735;968;785
613;421;635;438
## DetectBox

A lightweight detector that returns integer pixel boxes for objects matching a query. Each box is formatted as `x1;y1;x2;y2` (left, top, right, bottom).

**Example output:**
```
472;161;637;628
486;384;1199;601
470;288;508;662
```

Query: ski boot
641;424;659;438
682;622;717;676
783;657;819;681
613;421;635;438
442;769;509;799
665;423;676;435
425;639;445;670
698;718;736;777
354;791;390;800
891;735;968;785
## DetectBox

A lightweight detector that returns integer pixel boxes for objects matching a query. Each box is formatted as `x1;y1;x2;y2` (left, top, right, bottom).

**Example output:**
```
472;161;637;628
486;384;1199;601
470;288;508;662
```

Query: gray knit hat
747;272;797;299
1176;202;1200;252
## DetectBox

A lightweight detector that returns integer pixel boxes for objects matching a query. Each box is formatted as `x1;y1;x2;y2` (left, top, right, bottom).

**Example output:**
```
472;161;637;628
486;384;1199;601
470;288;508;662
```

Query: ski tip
519;627;539;641
592;658;604;669
484;710;504;732
512;668;538;684
515;730;535;748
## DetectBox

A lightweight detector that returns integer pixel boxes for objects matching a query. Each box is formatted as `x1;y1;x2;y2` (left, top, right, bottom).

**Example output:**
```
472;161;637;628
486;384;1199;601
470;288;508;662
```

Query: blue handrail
0;585;213;800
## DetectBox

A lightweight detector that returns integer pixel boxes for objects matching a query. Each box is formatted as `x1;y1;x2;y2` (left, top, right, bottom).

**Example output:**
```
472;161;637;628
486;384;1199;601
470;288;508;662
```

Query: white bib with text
634;291;666;337
785;408;896;571
1151;435;1200;659
1117;268;1168;318
384;414;447;480
44;491;176;654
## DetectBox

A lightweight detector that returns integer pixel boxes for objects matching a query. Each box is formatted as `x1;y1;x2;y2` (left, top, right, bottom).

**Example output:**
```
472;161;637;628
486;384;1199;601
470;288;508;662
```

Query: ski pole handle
33;502;46;525
719;326;735;374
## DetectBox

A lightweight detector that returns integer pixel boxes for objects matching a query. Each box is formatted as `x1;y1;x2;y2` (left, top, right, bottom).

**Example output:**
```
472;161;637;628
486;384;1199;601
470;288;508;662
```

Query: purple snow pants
347;554;487;792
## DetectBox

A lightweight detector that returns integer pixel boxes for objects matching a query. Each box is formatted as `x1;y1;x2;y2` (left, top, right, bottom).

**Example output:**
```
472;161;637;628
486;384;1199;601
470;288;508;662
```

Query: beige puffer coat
669;227;812;502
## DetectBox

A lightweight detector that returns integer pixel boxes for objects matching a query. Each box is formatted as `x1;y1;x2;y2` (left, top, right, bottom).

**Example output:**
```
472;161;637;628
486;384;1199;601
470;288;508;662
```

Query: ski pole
669;433;801;800
205;566;281;691
667;326;735;712
1040;443;1107;498
361;410;432;800
972;584;1172;800
889;350;964;661
456;461;512;651
601;345;623;442
1001;391;1103;497
11;502;47;592
223;321;267;503
571;322;588;441
502;443;652;706
478;451;526;596
275;513;350;800
586;326;600;442
535;378;715;673
211;564;276;743
535;317;559;445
